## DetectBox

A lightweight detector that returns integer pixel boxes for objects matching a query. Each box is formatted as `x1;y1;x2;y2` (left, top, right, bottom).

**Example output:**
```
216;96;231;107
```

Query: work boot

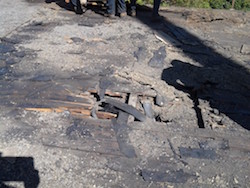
106;14;117;19
74;4;83;14
151;13;163;22
119;12;127;18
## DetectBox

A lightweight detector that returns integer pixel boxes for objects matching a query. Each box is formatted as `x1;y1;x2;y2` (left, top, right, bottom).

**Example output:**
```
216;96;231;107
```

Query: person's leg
71;0;83;14
152;0;161;17
130;0;136;16
107;0;116;16
117;0;126;16
71;0;77;6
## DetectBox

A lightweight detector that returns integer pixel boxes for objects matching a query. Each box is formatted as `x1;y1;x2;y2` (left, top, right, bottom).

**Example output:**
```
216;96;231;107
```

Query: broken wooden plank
88;89;125;98
25;107;116;120
112;119;137;158
48;99;93;109
142;100;154;119
128;93;138;123
25;107;64;113
104;98;146;122
96;111;117;119
25;107;91;115
64;88;95;99
17;98;94;110
41;134;122;157
68;108;91;116
70;112;91;119
117;111;130;124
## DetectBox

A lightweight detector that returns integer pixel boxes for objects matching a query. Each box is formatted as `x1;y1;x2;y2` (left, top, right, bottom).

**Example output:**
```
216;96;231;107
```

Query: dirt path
0;1;249;187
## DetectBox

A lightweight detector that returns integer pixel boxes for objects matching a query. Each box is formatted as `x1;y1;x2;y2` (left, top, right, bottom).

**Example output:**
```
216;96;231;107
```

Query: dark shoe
107;14;117;19
151;14;163;22
109;14;117;19
45;0;53;3
74;5;83;14
81;5;87;13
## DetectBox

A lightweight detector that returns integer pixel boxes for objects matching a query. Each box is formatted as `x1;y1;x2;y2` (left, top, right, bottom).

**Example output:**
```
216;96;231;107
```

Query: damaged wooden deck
1;78;249;186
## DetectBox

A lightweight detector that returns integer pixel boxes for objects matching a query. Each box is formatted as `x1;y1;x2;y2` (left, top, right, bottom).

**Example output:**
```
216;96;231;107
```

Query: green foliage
243;0;250;8
234;0;250;10
136;0;153;5
243;0;250;10
139;0;250;10
209;0;224;8
191;0;210;8
223;1;232;9
136;0;144;5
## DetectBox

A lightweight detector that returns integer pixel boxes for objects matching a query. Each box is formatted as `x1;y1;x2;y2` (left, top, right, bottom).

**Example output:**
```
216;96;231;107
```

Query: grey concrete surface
0;0;40;37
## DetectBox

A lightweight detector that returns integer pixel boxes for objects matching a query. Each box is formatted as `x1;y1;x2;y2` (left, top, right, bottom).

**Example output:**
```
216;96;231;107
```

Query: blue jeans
71;0;78;6
131;0;136;11
107;0;126;15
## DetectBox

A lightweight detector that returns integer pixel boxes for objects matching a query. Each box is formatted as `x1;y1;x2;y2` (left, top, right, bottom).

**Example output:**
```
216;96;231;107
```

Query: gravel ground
0;0;250;187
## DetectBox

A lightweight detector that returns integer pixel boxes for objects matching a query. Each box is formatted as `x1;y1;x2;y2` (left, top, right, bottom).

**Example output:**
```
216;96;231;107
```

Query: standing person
65;0;83;14
130;0;136;17
106;0;127;18
152;0;161;20
129;0;162;20
106;0;116;18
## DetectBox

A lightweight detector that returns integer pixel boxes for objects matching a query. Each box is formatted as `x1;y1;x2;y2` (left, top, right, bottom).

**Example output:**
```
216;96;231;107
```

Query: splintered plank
128;93;138;123
42;137;122;156
105;98;146;122
25;108;64;113
96;111;117;119
1;97;94;110
70;113;90;119
24;107;117;120
22;99;94;109
68;108;91;115
71;119;117;140
38;89;95;103
88;89;125;98
25;107;91;118
44;94;95;103
41;121;122;156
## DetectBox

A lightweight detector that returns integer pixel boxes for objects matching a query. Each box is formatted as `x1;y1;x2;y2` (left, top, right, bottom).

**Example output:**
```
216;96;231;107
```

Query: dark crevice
190;90;205;129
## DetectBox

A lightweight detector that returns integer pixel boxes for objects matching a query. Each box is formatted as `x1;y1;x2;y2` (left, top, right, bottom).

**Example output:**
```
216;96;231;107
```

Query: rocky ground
0;0;250;187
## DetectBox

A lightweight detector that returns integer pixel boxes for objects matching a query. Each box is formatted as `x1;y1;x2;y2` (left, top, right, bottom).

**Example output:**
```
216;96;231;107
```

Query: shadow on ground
135;7;250;130
0;152;40;188
45;0;75;11
44;0;107;15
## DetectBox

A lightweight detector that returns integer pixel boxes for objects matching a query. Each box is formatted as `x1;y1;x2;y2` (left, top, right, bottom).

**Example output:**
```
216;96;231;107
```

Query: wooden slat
41;130;122;156
88;89;125;98
128;94;138;123
96;111;117;119
25;108;62;113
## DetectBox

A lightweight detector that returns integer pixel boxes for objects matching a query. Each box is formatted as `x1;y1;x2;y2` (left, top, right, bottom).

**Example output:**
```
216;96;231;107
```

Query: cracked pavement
0;0;250;187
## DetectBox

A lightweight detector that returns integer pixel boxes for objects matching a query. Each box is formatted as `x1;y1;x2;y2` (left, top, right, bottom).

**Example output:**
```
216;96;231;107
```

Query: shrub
243;0;250;10
136;0;250;10
190;0;210;8
175;0;189;6
209;0;224;8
